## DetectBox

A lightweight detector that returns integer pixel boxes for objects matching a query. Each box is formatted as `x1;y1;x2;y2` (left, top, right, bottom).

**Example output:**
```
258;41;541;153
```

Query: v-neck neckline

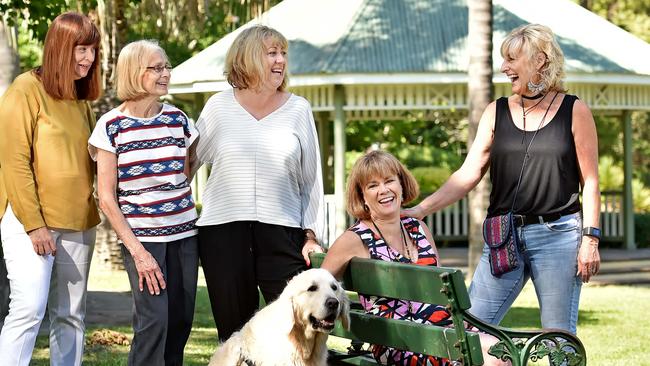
231;89;293;122
367;218;419;263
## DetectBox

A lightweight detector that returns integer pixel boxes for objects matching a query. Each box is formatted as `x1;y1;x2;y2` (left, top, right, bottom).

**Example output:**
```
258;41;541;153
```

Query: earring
527;72;545;94
363;203;369;211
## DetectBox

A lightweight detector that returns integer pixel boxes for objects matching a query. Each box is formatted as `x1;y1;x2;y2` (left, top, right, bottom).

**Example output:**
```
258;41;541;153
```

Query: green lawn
28;267;650;365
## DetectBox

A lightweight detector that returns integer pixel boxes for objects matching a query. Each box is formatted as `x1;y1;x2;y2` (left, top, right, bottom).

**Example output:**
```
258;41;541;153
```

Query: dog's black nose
325;297;339;310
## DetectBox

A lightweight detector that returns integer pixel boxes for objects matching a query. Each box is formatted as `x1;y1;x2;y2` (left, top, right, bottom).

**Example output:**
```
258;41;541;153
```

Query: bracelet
582;226;601;240
304;237;318;244
304;231;317;241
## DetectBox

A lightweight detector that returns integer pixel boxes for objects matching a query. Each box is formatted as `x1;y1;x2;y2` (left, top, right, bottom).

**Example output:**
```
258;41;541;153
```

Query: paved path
78;248;650;328
86;291;133;326
438;247;650;286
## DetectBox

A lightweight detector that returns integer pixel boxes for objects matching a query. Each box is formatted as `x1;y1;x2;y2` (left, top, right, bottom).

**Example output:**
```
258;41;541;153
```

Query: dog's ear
280;271;304;301
338;284;351;331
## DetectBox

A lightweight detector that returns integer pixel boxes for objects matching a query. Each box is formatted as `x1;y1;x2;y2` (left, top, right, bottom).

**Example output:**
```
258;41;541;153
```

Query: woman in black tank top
406;24;600;336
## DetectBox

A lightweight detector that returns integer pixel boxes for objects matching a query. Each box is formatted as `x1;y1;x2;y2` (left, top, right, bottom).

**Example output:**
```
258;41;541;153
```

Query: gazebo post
622;110;636;249
333;84;347;237
191;92;208;204
166;0;650;249
316;111;332;194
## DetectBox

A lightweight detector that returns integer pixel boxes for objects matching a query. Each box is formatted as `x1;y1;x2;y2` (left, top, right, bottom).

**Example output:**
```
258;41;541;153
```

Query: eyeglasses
145;64;172;74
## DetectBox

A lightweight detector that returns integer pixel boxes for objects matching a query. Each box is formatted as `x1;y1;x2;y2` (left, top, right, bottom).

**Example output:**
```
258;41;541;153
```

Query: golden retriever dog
208;268;350;366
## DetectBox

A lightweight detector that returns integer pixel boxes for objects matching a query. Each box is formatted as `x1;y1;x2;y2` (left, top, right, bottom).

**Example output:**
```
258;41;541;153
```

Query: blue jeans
468;212;582;334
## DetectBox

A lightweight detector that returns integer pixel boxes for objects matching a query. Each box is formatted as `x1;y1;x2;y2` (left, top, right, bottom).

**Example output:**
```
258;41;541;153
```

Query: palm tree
466;0;493;278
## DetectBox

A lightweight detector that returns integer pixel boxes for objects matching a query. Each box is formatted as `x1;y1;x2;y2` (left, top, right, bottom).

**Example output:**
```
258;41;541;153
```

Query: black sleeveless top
487;94;582;217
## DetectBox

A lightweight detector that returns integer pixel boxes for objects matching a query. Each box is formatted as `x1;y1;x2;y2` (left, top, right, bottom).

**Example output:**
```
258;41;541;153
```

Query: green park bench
310;253;586;366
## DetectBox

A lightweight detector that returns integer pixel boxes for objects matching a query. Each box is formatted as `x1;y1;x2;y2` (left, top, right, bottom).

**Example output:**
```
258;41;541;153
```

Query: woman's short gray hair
116;40;169;101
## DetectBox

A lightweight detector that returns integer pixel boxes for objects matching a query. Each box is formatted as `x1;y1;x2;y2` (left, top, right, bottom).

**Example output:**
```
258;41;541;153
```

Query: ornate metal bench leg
348;340;366;354
525;333;586;366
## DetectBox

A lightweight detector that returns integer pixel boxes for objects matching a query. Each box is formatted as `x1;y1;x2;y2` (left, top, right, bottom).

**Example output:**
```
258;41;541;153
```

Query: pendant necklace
371;219;415;314
521;91;559;156
520;93;547;144
371;220;412;261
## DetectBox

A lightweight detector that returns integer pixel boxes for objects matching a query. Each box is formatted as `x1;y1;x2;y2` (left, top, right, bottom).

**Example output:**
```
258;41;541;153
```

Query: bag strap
510;92;559;212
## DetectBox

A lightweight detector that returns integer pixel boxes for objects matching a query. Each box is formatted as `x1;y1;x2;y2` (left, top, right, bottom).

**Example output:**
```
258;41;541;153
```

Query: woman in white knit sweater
194;25;325;342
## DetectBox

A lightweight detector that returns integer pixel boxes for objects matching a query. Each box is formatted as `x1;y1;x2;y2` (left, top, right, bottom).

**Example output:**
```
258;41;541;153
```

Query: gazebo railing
322;192;624;247
190;169;624;245
601;191;624;241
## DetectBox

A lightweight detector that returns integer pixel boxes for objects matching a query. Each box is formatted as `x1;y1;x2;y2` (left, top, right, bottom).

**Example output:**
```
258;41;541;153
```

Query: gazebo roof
169;0;650;94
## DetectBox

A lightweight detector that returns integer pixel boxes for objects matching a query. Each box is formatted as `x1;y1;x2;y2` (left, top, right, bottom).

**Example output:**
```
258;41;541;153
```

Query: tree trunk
92;0;127;270
467;0;493;279
0;19;20;327
0;21;19;95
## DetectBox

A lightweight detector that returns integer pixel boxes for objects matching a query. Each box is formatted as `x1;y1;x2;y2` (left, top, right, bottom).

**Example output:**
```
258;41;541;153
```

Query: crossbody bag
482;92;558;276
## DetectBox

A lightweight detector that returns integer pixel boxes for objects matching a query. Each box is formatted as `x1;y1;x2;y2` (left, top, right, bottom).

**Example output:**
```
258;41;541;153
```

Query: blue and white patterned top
88;104;199;242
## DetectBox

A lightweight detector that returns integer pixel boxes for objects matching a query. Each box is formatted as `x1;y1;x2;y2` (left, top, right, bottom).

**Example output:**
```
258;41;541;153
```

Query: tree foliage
1;0;281;70
577;0;650;42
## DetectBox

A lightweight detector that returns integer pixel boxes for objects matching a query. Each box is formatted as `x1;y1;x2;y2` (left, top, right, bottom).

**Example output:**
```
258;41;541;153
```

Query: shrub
635;213;650;248
410;166;451;194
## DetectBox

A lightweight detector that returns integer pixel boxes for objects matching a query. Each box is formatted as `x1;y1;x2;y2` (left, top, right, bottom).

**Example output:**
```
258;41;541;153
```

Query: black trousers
122;236;199;366
198;221;307;342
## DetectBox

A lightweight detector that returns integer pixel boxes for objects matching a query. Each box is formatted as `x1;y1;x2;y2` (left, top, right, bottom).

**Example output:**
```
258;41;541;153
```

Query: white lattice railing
321;193;624;247
192;175;624;246
288;83;650;120
321;194;470;247
601;191;624;240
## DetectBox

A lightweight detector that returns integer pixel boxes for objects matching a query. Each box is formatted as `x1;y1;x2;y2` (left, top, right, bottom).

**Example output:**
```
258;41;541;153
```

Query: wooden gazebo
169;0;650;248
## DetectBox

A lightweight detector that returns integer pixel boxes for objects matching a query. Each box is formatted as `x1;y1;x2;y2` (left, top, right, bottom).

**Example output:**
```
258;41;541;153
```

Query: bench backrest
311;253;484;365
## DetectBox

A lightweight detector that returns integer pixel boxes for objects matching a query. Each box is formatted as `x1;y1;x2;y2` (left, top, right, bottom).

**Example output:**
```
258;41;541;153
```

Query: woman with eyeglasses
88;40;199;366
0;12;101;366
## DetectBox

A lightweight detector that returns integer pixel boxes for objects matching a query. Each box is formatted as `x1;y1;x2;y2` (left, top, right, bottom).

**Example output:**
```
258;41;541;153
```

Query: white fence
322;194;469;247
601;191;624;240
191;170;624;246
321;192;624;247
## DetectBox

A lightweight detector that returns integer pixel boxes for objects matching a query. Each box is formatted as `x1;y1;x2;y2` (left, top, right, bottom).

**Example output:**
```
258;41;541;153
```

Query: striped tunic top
88;104;199;242
195;88;324;240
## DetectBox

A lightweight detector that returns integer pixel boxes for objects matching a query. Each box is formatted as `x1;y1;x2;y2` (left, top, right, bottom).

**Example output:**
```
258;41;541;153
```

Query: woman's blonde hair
224;25;289;91
116;40;169;101
501;24;566;93
346;150;420;220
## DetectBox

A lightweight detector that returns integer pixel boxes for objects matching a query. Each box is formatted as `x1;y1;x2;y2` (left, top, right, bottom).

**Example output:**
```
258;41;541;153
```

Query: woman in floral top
322;150;507;366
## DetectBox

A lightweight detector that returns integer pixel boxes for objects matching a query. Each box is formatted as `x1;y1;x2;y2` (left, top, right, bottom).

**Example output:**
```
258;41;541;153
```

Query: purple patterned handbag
482;212;519;276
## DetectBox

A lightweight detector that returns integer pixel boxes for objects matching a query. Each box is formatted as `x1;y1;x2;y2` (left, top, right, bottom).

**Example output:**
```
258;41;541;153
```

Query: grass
28;264;650;365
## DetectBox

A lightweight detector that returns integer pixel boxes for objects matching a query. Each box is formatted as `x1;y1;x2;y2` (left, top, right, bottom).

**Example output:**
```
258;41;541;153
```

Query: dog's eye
331;283;338;291
307;284;318;292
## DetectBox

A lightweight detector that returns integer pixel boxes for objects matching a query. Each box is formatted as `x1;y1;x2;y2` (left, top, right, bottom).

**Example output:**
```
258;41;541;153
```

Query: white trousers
0;205;95;366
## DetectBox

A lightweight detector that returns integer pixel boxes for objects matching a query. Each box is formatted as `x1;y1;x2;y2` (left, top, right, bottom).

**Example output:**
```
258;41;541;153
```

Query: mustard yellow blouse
0;71;100;232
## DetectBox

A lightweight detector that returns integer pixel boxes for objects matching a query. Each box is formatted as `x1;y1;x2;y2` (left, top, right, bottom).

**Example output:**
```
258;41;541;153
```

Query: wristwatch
582;227;601;240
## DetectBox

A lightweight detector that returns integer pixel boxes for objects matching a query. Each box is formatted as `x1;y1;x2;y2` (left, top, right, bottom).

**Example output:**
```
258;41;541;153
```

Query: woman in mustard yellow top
0;12;101;366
